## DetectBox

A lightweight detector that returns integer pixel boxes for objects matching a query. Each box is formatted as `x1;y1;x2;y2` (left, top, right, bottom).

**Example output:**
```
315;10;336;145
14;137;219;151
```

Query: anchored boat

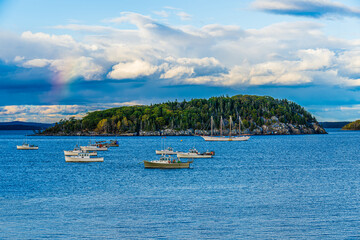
65;153;103;162
64;150;97;156
177;148;213;159
155;147;182;155
80;142;108;151
17;135;38;150
201;116;250;141
17;143;38;150
144;155;193;169
96;140;119;147
64;146;97;156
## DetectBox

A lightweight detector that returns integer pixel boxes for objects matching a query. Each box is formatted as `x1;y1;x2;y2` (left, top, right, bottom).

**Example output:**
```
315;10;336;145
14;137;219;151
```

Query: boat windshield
189;148;198;153
159;156;172;161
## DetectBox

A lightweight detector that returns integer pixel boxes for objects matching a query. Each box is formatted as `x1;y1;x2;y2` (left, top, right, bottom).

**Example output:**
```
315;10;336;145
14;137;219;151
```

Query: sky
0;0;360;123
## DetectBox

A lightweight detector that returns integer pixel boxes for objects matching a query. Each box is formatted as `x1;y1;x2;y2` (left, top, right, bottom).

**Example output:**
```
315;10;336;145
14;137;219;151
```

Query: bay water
1;129;360;239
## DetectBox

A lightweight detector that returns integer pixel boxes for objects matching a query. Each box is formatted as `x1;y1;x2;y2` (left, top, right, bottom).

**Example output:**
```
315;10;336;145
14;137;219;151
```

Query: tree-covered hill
40;95;326;135
342;120;360;130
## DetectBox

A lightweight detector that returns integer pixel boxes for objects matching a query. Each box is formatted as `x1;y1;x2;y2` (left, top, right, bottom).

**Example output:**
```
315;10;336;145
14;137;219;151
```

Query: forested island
40;95;326;136
342;120;360;130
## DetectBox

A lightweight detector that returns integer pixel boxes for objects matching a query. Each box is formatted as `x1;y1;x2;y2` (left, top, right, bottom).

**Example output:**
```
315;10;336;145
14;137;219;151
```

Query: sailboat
201;116;250;141
155;137;183;155
17;135;39;150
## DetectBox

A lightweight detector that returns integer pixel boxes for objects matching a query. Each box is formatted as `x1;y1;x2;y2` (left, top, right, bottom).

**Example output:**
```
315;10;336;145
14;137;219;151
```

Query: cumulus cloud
337;50;360;78
160;57;225;82
0;12;360;97
21;57;104;81
252;0;360;18
50;57;105;81
23;58;52;68
107;60;158;80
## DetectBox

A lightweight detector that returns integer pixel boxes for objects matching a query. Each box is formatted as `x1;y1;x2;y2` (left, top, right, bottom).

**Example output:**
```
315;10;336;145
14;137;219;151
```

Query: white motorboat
155;147;182;155
65;153;103;162
177;148;213;159
17;143;38;150
144;155;193;169
201;116;251;141
64;149;97;156
80;144;108;151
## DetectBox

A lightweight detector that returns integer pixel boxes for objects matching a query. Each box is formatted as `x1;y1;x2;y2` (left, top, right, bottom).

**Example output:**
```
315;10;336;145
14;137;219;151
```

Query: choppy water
1;129;360;239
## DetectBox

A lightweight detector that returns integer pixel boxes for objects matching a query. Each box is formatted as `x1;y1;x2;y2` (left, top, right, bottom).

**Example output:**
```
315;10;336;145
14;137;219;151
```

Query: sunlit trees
42;95;319;134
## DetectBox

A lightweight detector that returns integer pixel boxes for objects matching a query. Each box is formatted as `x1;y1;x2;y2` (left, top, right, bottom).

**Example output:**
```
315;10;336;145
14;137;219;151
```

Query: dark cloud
252;0;360;18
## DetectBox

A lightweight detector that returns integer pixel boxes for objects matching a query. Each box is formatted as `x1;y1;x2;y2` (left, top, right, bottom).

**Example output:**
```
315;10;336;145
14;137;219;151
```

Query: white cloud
161;66;195;79
23;58;52;68
14;56;24;62
0;102;144;123
308;104;360;121
107;60;158;79
53;24;118;34
296;48;335;71
20;57;105;81
338;49;360;77
160;57;224;81
0;12;360;89
21;31;77;48
177;11;192;21
49;57;104;81
153;10;169;18
164;6;181;10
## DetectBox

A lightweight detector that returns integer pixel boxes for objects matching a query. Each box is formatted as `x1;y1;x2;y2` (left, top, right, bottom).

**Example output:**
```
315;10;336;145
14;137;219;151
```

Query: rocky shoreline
37;121;327;136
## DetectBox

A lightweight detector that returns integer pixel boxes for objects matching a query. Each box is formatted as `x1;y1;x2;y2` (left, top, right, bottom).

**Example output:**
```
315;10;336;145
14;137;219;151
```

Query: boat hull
177;153;212;158
144;161;192;169
64;150;97;156
201;136;250;141
65;156;104;162
80;146;108;151
155;150;182;155
17;146;38;150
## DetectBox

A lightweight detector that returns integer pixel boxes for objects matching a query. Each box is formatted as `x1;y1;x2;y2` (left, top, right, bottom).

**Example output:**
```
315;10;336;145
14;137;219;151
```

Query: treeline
42;95;318;134
342;120;360;130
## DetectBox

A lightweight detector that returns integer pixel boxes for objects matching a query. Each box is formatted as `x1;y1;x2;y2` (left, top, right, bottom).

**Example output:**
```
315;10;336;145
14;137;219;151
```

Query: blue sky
0;0;360;122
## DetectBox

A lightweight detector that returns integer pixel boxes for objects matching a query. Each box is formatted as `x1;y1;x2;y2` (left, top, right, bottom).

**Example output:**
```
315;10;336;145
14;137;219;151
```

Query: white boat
80;142;108;151
17;143;38;150
201;116;250;141
64;149;97;156
177;148;213;159
144;155;193;169
65;153;103;162
201;136;250;141
155;147;182;155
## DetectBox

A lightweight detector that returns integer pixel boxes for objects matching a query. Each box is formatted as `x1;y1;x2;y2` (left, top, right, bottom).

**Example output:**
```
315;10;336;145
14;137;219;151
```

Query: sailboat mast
229;116;232;136
239;116;242;135
211;116;213;136
220;116;223;136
